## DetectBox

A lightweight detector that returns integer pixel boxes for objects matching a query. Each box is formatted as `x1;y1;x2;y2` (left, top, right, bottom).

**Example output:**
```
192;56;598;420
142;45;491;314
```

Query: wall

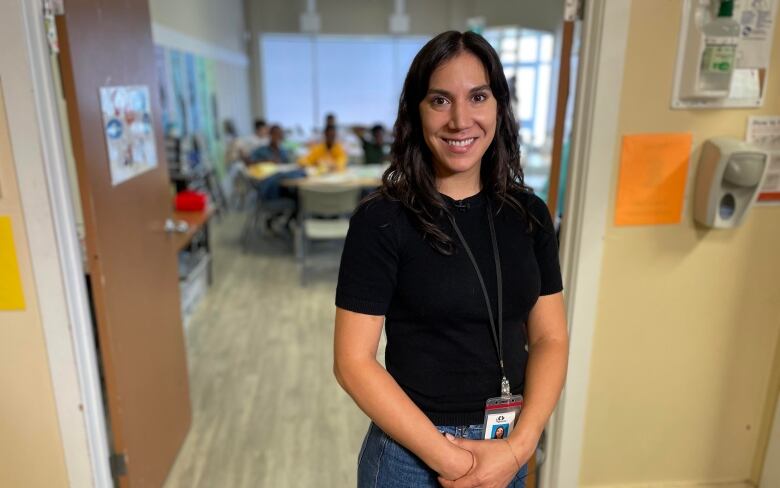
149;0;253;136
245;0;564;118
579;1;780;487
0;70;70;488
247;0;564;35
148;0;246;52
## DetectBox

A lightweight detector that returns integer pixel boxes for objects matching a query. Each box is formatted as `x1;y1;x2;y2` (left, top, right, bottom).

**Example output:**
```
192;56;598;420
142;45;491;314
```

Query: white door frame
8;1;112;486
540;1;632;487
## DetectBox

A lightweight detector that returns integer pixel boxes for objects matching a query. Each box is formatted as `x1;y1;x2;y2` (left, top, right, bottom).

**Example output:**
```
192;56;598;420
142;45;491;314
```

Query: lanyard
448;199;512;398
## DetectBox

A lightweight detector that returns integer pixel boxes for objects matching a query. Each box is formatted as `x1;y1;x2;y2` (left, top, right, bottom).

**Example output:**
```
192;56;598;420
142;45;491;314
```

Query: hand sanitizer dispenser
694;138;768;228
678;0;741;100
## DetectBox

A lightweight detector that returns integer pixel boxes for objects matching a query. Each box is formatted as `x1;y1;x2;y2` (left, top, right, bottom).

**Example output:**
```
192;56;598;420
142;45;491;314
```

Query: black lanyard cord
448;199;508;394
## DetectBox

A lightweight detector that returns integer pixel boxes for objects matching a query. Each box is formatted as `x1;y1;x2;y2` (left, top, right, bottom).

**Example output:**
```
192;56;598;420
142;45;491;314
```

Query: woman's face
419;51;497;181
495;427;505;438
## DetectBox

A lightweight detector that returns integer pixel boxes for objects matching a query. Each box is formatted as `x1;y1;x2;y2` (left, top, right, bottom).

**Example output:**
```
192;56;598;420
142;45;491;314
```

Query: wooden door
55;1;191;486
546;18;577;219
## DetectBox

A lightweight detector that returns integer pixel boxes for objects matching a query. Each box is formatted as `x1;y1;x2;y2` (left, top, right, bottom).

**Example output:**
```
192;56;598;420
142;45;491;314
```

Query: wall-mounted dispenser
680;0;740;99
672;0;778;109
694;138;769;228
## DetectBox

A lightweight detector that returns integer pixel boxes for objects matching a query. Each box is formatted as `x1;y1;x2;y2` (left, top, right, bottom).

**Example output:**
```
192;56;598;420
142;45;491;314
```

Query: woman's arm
439;292;569;488
507;291;569;459
333;307;473;480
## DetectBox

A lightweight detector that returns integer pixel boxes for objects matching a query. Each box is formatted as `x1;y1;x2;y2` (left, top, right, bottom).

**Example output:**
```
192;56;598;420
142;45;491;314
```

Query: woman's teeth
446;138;475;147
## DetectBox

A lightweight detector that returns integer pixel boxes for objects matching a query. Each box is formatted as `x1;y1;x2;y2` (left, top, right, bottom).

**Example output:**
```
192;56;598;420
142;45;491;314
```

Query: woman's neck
436;167;482;201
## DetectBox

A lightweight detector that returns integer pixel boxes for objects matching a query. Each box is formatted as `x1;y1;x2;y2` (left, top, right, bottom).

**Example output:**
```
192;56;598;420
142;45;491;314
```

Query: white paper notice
728;69;761;99
737;0;777;68
747;116;780;203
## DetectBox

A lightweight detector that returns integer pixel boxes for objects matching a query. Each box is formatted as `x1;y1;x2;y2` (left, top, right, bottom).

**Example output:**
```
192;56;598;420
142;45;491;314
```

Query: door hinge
564;0;585;21
43;0;64;15
110;452;128;478
42;0;64;54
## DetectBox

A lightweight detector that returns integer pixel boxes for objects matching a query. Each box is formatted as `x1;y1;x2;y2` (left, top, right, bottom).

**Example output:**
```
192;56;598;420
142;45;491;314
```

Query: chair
240;168;300;250
296;185;361;285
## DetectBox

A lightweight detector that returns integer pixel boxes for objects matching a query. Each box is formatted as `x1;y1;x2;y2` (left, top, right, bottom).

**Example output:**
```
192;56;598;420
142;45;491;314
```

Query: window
484;27;556;149
261;34;429;133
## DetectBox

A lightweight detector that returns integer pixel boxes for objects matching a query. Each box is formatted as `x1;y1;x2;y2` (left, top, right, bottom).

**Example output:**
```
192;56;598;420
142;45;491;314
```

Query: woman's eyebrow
426;85;491;97
426;88;453;97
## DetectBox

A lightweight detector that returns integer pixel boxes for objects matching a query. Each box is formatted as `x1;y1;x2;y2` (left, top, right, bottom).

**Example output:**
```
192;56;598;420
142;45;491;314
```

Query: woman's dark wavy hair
370;30;533;255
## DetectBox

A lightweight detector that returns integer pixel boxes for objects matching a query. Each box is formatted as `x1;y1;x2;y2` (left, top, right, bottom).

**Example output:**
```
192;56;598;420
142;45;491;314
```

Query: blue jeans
357;422;528;487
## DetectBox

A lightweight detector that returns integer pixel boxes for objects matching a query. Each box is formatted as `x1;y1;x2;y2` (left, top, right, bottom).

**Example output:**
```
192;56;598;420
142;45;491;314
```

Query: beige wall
148;0;247;52
580;1;780;487
0;82;70;488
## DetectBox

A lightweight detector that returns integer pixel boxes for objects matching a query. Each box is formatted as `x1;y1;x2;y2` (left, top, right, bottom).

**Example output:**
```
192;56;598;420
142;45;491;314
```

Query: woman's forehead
428;52;489;89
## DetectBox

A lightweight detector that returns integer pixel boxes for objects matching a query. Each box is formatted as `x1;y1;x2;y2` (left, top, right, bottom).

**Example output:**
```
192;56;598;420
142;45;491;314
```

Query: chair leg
241;199;263;251
299;231;307;287
293;223;303;260
240;206;254;251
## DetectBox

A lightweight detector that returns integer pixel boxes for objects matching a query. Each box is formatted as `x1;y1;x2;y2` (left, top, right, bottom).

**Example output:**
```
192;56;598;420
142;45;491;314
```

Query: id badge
483;395;523;440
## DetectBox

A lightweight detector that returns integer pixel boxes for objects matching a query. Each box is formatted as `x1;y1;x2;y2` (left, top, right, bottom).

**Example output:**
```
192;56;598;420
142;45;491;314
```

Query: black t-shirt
335;189;563;426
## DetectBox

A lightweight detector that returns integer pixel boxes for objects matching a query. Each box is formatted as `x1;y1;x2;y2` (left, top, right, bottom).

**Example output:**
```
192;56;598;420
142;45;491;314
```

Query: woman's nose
447;102;472;131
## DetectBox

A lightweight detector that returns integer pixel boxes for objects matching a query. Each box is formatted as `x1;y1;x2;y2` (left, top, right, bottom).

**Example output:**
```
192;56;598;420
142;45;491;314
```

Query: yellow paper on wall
615;133;692;226
0;216;25;310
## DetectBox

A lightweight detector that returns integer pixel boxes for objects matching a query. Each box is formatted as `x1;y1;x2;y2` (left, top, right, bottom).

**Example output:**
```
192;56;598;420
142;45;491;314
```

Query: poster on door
99;85;158;186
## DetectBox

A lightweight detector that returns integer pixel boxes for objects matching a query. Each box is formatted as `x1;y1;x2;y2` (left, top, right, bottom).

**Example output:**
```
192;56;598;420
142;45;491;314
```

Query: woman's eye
431;96;449;106
473;93;488;103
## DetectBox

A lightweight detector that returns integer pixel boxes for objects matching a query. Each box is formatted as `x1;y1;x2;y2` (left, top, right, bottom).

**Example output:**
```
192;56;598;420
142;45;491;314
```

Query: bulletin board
154;45;224;178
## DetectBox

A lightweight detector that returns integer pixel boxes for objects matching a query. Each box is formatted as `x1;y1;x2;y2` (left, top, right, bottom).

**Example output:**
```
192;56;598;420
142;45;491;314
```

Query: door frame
13;0;633;485
13;1;112;486
540;1;632;487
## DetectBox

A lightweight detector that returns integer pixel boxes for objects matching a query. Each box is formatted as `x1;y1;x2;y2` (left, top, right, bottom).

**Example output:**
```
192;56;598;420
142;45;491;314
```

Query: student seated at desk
299;125;348;173
353;124;390;165
237;119;270;161
250;125;290;164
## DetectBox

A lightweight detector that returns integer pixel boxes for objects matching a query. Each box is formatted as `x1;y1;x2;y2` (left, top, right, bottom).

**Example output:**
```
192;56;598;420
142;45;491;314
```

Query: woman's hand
438;434;533;488
435;440;476;481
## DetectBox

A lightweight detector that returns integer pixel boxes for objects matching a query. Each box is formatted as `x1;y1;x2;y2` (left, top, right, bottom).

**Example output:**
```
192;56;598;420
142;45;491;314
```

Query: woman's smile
442;136;478;154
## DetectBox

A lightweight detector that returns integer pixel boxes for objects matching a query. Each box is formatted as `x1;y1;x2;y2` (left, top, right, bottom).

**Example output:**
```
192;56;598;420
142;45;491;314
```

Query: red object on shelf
174;191;208;212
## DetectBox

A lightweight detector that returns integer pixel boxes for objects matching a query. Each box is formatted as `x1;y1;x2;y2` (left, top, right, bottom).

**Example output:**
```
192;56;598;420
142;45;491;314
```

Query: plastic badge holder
483;395;523;440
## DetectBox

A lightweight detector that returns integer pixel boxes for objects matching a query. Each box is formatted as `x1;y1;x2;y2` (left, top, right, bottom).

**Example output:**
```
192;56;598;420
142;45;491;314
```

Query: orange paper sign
615;133;692;226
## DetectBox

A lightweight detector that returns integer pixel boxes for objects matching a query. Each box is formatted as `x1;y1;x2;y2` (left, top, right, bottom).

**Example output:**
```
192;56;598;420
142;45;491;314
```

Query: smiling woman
333;31;569;488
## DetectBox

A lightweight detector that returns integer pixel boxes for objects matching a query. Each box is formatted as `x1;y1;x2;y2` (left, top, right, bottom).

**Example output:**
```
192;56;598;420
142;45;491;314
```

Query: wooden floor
164;213;370;488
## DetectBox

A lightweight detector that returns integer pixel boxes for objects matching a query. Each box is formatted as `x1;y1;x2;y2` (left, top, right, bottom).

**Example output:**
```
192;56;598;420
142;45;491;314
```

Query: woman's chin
436;158;481;176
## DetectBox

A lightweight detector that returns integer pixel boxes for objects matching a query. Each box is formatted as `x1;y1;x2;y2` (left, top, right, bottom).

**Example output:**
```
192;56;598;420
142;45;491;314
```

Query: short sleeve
336;200;401;315
528;194;563;296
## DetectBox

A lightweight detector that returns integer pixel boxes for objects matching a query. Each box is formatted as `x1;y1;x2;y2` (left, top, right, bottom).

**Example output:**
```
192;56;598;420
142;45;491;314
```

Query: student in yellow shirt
300;125;348;172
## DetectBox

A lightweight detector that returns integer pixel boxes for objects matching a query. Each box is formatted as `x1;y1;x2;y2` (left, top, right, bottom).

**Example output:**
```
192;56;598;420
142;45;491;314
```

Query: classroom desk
246;162;384;189
170;207;215;253
280;172;382;189
171;207;215;323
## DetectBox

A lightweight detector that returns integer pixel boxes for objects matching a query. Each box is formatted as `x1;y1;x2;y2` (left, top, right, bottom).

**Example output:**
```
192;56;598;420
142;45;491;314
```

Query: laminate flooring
164;213;373;488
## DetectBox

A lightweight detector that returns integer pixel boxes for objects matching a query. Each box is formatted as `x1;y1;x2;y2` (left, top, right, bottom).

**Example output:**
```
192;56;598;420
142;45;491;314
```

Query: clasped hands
437;433;534;488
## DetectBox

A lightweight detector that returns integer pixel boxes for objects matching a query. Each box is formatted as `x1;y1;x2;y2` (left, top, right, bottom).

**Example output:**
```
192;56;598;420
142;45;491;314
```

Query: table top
247;163;385;189
170;207;215;253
